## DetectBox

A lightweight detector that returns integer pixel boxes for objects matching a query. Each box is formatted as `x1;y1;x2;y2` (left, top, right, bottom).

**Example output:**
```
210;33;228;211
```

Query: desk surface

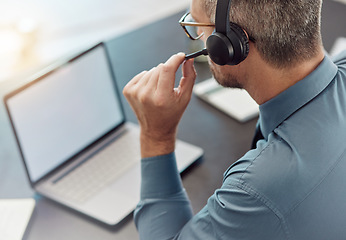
0;1;345;239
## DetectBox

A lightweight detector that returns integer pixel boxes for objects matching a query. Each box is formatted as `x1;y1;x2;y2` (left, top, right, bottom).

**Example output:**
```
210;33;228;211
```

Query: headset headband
215;0;231;34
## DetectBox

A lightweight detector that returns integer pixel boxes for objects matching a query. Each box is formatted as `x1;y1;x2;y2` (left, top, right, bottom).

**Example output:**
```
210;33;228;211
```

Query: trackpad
109;163;141;199
84;186;138;225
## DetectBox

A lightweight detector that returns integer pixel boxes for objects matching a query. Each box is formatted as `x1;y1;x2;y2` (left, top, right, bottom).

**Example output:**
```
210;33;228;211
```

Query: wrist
140;131;176;158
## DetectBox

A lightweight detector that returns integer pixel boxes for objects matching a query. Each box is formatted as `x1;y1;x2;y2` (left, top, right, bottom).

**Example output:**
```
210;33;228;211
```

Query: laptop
3;42;203;225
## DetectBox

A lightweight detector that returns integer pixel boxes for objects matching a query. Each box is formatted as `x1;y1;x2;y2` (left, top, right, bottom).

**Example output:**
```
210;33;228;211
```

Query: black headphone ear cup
206;32;234;66
206;23;249;66
229;22;249;62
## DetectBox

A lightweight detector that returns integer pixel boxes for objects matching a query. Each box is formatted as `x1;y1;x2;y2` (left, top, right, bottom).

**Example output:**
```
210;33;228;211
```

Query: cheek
208;58;219;69
196;27;204;37
200;28;214;43
208;60;220;77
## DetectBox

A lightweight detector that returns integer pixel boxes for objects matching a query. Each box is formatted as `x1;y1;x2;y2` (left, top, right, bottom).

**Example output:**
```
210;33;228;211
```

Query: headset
185;0;249;66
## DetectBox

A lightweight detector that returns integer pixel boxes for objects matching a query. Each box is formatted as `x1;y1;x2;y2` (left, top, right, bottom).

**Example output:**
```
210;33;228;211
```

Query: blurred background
0;0;189;83
0;0;344;85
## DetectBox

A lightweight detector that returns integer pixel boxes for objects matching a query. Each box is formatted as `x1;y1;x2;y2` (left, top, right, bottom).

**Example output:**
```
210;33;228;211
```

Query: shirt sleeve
134;152;193;239
134;152;287;240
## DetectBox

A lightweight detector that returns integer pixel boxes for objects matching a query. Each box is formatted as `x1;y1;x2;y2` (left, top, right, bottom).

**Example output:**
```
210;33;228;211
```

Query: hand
123;53;196;158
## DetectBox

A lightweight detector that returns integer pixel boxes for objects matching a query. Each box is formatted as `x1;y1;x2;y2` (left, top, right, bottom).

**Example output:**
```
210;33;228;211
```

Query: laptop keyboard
50;129;140;203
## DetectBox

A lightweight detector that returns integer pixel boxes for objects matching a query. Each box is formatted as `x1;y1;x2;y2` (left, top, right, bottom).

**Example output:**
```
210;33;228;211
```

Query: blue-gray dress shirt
134;51;346;240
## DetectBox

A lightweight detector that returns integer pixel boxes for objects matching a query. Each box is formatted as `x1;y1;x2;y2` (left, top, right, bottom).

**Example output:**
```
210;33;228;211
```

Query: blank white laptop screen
6;45;124;183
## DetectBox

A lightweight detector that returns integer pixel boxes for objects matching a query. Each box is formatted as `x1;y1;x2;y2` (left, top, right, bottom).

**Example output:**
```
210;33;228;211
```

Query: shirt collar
259;55;338;140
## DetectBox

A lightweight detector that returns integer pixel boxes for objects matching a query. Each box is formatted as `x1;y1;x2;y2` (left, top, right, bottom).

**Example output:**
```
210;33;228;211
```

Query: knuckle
123;84;139;100
123;85;130;97
153;94;166;108
138;95;146;104
138;92;150;104
161;64;171;73
138;70;148;77
156;63;164;72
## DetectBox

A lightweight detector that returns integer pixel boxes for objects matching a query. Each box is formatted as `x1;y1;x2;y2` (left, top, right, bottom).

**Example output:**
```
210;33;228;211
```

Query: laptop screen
5;43;124;183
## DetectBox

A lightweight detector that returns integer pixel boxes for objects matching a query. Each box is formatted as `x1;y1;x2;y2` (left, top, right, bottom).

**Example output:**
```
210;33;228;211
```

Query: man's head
201;0;323;68
190;0;324;91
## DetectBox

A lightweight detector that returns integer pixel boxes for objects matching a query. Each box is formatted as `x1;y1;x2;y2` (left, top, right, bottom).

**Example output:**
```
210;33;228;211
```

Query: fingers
123;66;156;95
128;70;147;86
178;58;196;97
124;52;191;100
123;53;196;147
157;53;186;94
145;66;160;90
182;58;195;79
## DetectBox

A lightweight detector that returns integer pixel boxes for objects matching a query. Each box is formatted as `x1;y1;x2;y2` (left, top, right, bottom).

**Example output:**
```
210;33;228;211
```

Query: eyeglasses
179;12;256;42
179;12;215;40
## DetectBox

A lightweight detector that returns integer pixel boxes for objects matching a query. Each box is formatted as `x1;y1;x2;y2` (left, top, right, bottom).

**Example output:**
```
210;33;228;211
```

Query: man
123;0;346;239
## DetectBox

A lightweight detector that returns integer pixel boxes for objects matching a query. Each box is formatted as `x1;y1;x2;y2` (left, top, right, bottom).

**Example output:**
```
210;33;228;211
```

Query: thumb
179;59;196;95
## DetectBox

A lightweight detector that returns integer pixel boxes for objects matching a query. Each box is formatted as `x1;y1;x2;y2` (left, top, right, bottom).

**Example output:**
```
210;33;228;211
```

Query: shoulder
225;101;346;215
184;141;290;239
223;130;313;216
193;136;292;239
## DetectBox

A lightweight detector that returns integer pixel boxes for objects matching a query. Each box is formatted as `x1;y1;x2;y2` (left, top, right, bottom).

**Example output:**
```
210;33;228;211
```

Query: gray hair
203;0;323;68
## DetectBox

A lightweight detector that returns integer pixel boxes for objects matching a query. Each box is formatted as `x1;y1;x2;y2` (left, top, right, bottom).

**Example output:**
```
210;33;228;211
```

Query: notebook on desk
3;42;203;226
0;198;35;240
193;78;259;122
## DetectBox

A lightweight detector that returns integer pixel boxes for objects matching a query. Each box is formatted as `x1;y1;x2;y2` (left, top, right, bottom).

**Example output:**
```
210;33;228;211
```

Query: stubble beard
209;61;244;89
